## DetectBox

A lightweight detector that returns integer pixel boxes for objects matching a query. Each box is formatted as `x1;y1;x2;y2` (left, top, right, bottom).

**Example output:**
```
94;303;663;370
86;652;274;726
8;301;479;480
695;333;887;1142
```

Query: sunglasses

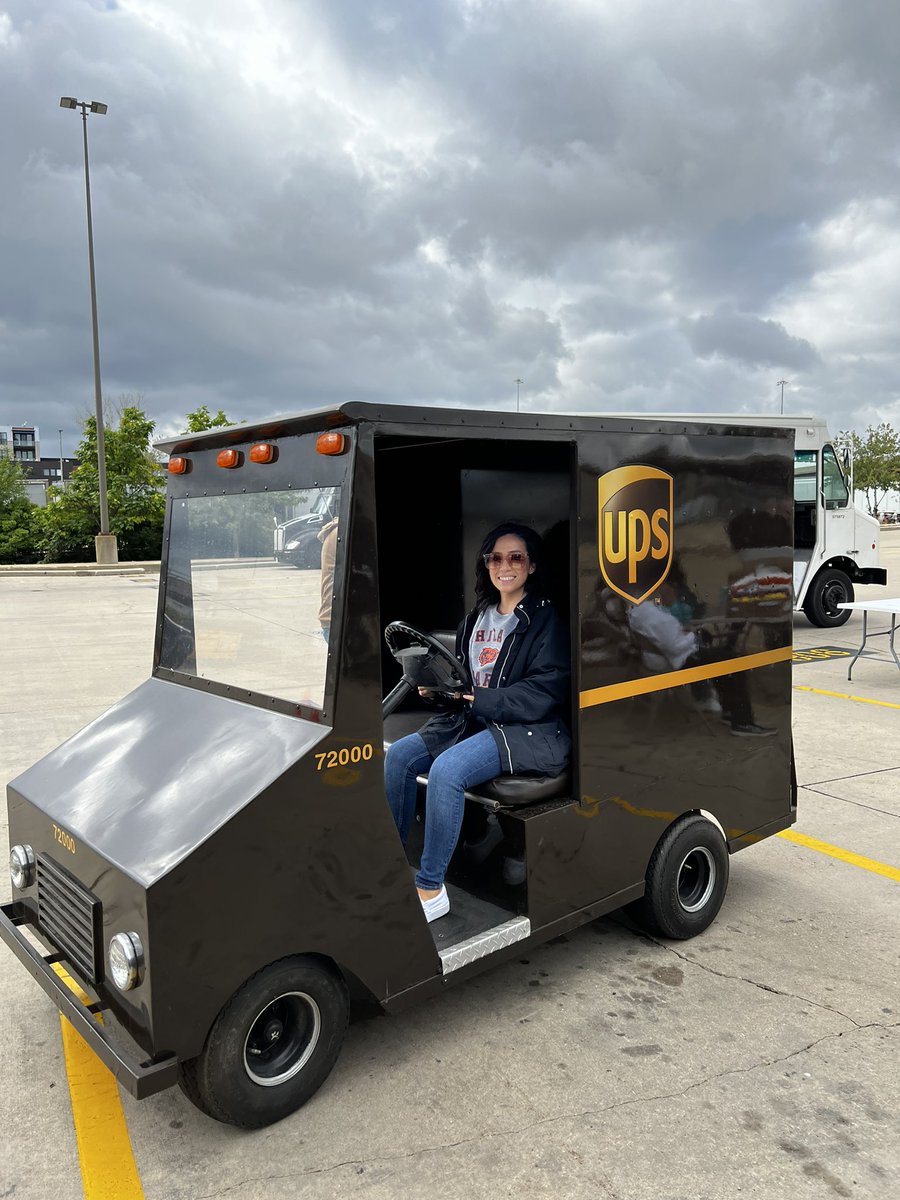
483;552;530;569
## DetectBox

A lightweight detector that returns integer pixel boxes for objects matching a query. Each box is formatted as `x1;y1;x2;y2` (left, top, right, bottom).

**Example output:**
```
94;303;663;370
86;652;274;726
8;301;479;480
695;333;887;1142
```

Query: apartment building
0;423;41;462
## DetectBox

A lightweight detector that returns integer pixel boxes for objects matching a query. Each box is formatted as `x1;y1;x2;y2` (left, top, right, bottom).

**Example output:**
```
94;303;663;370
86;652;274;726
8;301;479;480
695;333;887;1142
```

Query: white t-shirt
469;606;518;688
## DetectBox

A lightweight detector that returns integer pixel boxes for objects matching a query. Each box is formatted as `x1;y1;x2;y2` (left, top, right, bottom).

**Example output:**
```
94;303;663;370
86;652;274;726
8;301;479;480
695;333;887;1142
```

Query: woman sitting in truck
384;522;571;922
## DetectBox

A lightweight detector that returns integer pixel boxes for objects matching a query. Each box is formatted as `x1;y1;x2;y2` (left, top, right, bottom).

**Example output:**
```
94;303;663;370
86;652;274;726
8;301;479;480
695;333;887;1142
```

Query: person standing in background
318;511;339;643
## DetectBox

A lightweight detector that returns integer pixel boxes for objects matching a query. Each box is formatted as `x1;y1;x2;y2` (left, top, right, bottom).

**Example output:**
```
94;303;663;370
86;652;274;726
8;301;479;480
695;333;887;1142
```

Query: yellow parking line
778;829;900;883
53;965;145;1200
794;685;900;710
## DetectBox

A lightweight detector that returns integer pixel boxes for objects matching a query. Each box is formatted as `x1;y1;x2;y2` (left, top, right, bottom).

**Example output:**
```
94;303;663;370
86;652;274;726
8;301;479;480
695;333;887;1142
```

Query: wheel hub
242;991;322;1086
677;846;716;913
823;582;847;615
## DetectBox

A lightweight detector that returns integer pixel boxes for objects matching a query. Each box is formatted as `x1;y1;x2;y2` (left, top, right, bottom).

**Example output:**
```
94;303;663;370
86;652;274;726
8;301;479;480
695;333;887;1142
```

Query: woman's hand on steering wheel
417;686;474;702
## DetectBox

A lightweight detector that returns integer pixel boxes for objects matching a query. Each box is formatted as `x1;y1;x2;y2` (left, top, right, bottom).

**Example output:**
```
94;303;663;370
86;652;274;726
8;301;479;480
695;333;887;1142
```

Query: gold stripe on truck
579;646;793;709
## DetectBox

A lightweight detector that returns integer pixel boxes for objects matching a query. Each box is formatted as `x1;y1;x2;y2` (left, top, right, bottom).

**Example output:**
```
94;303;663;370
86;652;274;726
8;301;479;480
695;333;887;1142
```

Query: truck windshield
158;487;340;712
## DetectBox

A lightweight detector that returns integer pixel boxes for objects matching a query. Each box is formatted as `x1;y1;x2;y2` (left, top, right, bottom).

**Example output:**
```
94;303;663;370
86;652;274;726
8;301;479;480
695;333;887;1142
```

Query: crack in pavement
800;764;900;787
190;1021;900;1200
637;931;867;1027
800;783;900;821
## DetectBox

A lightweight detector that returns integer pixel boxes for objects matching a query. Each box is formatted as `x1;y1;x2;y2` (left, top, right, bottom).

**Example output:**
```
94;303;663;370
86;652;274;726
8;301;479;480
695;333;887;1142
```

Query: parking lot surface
1;532;899;1200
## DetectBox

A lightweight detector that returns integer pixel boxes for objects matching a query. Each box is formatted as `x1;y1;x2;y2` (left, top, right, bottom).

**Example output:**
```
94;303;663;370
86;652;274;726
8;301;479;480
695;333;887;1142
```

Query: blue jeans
384;731;502;891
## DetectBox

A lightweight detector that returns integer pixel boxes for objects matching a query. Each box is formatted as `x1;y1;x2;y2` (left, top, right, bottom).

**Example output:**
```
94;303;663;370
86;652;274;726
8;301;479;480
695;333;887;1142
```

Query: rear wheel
803;568;853;627
179;956;348;1128
626;814;729;939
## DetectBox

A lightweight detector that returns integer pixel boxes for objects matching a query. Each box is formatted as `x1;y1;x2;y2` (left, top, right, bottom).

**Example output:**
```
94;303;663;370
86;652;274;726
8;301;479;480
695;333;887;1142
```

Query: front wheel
803;568;853;627
179;956;348;1128
626;814;729;940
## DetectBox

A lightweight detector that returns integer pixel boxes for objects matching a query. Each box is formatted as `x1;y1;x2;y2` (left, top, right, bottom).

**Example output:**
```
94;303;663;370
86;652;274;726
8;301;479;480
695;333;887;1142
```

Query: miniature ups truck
2;405;796;1128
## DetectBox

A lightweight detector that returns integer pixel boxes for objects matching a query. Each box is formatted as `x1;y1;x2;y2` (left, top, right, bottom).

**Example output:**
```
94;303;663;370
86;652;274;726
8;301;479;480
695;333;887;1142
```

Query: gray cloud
684;308;820;371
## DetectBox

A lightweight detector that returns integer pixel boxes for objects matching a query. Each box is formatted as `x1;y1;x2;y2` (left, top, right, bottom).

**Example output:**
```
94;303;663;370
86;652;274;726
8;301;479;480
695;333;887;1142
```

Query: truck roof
587;413;833;450
155;401;802;454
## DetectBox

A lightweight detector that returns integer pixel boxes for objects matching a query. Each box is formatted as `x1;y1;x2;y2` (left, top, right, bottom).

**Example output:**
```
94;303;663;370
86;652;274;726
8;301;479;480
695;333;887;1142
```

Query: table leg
847;609;868;681
890;615;900;672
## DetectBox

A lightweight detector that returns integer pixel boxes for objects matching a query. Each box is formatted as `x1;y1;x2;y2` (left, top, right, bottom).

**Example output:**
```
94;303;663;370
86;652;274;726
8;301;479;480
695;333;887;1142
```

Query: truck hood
7;678;327;887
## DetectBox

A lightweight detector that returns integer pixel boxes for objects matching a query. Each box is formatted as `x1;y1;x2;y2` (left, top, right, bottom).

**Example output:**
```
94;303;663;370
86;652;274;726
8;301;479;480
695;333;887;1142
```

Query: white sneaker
419;885;450;922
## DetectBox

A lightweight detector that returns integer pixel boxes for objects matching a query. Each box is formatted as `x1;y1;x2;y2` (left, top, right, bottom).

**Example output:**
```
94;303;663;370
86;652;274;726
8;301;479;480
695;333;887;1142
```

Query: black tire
177;1058;218;1118
292;538;322;570
803;568;853;628
179;956;348;1129
626;814;729;940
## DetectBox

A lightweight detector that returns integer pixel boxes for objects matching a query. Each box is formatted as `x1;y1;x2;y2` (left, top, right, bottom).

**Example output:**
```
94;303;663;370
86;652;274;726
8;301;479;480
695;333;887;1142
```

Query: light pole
58;429;64;490
515;377;524;413
777;379;788;415
59;96;117;563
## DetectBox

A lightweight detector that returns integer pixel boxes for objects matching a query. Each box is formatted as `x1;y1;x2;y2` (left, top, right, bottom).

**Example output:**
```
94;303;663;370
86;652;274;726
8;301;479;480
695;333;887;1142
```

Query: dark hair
474;522;544;612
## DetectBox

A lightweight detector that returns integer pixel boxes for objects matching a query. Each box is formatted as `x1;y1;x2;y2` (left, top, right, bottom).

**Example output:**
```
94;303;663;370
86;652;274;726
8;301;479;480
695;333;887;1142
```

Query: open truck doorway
374;431;577;942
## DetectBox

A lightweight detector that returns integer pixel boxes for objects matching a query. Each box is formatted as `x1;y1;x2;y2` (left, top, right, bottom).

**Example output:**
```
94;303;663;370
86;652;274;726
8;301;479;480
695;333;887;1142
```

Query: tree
0;455;38;563
184;405;233;432
836;423;900;516
0;453;28;507
35;403;166;562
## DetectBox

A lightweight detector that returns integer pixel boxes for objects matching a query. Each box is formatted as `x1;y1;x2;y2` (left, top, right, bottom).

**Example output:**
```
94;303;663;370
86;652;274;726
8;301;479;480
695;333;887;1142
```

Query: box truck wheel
803;568;853;627
626;814;729;939
178;955;349;1128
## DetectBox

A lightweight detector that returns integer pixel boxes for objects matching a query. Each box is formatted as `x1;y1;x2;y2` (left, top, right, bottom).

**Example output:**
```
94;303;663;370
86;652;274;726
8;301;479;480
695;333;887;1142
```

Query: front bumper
0;902;179;1099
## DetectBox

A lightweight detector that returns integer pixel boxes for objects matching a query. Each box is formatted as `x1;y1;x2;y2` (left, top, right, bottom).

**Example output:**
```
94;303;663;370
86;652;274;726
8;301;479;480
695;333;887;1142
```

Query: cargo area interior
374;433;578;954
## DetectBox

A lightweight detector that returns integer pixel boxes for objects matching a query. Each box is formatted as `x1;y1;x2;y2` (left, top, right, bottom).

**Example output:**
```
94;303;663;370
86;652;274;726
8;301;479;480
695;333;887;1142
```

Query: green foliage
0;501;39;562
0;456;38;563
34;403;166;562
184;405;233;432
836;423;900;515
178;493;281;558
0;454;28;507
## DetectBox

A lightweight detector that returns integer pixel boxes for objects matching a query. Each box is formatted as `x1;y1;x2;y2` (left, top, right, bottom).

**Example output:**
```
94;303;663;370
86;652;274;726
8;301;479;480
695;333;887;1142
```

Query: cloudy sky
2;0;899;456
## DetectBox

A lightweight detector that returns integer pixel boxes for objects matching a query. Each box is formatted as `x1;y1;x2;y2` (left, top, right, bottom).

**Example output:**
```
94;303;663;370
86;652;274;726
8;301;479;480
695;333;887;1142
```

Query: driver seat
464;768;572;812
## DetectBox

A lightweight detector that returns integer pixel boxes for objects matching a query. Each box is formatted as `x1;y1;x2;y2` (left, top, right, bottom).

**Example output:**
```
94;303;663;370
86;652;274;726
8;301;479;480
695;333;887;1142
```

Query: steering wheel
383;621;471;717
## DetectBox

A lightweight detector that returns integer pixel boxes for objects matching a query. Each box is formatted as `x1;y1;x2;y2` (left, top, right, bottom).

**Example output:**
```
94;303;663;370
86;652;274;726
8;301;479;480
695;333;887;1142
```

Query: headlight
108;932;145;991
9;845;35;890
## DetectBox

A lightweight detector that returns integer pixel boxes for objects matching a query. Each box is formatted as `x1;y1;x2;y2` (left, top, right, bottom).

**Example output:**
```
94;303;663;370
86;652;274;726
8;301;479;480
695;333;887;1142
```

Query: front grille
36;855;101;984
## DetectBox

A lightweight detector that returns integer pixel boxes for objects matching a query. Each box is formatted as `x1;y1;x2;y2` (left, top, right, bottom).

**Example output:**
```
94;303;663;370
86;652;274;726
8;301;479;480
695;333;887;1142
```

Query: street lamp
777;379;788;415
59;96;117;563
515;377;524;413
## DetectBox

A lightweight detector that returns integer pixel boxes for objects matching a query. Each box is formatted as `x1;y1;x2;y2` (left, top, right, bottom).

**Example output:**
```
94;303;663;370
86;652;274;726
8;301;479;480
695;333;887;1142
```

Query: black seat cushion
469;769;571;808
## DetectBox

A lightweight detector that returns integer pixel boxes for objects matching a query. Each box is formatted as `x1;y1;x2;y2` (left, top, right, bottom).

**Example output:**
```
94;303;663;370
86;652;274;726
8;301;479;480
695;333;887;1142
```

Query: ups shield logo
598;466;673;604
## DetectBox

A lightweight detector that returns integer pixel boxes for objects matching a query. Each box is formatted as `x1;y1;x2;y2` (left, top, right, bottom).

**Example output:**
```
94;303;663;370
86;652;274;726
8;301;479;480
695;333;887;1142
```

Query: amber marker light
316;432;346;456
249;442;276;464
168;456;189;474
217;449;241;469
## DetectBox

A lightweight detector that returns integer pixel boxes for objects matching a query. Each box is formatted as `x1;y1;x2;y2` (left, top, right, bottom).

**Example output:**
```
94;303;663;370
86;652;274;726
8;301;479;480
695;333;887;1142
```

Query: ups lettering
602;507;670;582
650;508;669;559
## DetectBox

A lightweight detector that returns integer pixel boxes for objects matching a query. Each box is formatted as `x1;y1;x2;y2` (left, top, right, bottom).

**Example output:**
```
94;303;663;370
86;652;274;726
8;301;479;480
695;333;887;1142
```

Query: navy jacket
418;594;571;776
